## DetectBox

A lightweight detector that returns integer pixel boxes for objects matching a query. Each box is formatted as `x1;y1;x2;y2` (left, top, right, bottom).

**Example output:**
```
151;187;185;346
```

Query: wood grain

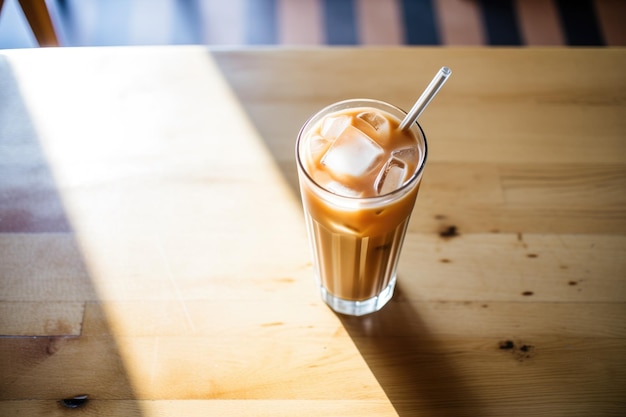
0;400;395;417
0;302;84;336
0;46;625;416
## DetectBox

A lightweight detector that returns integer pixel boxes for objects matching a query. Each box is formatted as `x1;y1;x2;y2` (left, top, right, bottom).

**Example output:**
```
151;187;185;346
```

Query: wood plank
9;47;621;169
81;301;339;337
0;335;135;400
3;231;623;309
342;299;626;338
1;334;623;415
0;334;384;401
210;48;626;166
499;163;626;206
256;161;626;234
412;162;626;234
399;234;626;302
81;299;626;339
0;400;396;417
0;302;84;336
342;335;626;417
0;230;311;304
0;234;95;302
338;297;626;417
7;300;622;407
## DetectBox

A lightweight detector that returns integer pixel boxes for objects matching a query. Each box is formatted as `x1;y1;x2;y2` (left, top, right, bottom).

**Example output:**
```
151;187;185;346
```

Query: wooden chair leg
17;0;60;46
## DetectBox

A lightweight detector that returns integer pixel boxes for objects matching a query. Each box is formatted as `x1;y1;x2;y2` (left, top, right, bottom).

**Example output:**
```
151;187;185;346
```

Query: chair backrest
0;0;59;46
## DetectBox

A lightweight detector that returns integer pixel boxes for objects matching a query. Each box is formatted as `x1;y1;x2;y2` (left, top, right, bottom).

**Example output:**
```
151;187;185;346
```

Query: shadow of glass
338;285;485;416
0;56;142;415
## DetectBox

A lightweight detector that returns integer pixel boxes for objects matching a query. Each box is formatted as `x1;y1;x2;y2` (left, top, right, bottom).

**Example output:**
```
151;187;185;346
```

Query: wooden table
0;46;625;416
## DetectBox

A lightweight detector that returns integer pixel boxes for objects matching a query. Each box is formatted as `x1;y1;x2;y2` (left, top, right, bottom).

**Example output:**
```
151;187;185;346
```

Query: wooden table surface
0;46;625;416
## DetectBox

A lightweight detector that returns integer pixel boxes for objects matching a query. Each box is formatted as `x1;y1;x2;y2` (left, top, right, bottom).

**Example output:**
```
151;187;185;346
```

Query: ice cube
356;111;391;143
320;115;352;140
311;170;356;197
321;125;384;178
375;158;408;195
325;180;363;198
306;134;332;164
310;170;362;197
392;146;419;166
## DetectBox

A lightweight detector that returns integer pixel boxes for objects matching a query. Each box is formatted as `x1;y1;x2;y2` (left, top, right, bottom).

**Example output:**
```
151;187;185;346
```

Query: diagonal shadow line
0;55;142;415
338;285;486;417
210;50;486;416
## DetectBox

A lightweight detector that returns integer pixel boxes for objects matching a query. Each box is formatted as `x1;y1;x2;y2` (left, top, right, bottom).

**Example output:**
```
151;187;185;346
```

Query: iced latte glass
296;99;427;316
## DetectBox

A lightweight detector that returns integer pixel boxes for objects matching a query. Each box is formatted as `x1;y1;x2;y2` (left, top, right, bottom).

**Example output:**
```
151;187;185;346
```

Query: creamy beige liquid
299;106;423;301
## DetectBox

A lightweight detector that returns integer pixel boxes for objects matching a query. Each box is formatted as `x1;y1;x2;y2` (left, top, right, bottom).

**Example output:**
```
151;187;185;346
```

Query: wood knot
499;340;515;350
439;225;459;239
498;340;536;362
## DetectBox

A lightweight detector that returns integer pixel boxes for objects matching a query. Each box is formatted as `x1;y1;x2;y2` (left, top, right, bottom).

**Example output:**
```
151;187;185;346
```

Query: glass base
319;276;396;316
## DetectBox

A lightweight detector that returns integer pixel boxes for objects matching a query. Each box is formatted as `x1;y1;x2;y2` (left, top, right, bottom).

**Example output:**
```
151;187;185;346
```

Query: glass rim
295;98;428;204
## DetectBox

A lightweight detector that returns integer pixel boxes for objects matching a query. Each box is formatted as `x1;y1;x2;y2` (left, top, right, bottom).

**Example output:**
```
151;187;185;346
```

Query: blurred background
0;0;624;48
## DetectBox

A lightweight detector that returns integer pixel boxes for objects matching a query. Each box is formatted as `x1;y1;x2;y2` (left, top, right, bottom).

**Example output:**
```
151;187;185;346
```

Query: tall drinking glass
296;99;427;316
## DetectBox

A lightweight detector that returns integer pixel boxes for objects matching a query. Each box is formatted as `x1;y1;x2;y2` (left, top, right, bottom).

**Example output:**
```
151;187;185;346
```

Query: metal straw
399;66;452;131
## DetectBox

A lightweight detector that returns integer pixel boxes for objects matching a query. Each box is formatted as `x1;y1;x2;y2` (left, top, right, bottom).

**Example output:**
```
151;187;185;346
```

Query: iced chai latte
296;99;427;316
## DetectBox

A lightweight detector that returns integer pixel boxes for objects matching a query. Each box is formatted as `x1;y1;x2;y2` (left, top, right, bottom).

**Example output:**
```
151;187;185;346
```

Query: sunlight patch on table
6;46;318;403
